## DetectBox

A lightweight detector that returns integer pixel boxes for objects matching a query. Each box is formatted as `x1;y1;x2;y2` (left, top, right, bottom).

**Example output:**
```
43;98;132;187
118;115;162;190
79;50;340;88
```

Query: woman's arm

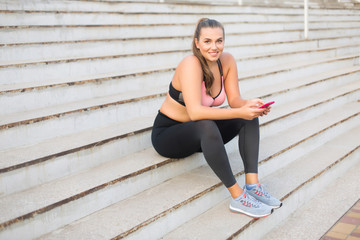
222;52;271;116
179;55;266;121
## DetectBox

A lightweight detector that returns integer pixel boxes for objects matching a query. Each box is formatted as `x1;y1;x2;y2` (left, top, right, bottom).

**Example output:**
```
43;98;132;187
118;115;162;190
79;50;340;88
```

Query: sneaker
246;183;282;209
229;189;273;218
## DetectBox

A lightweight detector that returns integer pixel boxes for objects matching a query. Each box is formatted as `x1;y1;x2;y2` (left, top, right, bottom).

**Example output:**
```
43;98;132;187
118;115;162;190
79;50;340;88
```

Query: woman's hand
237;99;269;120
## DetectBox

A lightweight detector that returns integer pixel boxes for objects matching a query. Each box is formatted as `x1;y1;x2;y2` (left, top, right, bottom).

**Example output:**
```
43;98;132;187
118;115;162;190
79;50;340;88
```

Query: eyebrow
203;37;223;41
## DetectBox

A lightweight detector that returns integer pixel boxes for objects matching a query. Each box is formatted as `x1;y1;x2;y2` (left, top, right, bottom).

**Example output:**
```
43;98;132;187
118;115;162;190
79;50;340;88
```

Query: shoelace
256;184;271;198
241;191;260;208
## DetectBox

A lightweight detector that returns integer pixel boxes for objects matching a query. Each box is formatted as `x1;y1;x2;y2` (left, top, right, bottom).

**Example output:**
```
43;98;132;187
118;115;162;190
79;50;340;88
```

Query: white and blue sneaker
229;189;273;218
245;183;282;209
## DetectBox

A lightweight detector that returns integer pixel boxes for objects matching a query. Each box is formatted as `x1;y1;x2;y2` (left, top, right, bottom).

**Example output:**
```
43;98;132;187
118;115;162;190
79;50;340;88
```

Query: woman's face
195;27;224;63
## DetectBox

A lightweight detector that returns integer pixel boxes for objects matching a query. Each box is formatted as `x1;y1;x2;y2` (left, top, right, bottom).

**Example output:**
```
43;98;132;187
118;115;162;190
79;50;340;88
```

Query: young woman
151;18;282;218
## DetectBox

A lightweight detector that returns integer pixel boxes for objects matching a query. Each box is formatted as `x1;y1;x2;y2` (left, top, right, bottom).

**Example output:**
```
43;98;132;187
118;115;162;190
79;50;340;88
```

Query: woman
151;18;282;218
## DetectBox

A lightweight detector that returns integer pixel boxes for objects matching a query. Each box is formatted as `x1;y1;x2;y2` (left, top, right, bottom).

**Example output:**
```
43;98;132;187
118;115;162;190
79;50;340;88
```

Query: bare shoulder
178;55;202;70
219;52;236;65
173;55;202;88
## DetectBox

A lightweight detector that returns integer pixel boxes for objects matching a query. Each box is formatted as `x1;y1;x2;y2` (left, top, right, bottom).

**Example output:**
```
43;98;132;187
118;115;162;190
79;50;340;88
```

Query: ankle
227;183;243;199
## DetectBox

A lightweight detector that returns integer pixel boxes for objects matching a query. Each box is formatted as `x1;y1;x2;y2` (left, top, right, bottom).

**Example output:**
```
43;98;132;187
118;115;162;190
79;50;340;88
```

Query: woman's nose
211;42;217;49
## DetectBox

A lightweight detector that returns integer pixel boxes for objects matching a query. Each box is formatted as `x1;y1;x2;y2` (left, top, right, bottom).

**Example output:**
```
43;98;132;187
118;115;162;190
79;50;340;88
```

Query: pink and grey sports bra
169;59;226;107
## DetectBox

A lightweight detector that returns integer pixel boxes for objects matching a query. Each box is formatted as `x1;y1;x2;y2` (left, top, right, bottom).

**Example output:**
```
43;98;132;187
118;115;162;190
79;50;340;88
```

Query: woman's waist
160;95;191;123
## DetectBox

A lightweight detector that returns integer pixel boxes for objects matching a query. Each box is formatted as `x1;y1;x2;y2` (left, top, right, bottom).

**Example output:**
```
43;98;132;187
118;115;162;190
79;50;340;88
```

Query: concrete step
1;68;358;197
161;124;360;240
1;59;358;151
0;2;306;15
0;21;303;45
31;102;360;240
0;12;305;27
1;39;358;92
1;0;359;15
2;28;360;63
2;19;360;45
235;43;359;73
246;66;360;105
1;53;357;117
2;28;360;65
1;41;358;86
239;54;359;92
0;30;304;62
264;161;360;240
0;87;166;150
1;75;358;196
1;7;359;27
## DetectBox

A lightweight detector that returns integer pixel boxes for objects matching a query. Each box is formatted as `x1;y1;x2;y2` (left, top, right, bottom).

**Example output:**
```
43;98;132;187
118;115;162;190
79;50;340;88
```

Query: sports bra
169;59;226;107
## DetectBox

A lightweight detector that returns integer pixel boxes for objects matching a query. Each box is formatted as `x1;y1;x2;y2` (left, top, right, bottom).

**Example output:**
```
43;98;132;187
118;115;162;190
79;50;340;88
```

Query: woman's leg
152;114;237;188
215;118;260;185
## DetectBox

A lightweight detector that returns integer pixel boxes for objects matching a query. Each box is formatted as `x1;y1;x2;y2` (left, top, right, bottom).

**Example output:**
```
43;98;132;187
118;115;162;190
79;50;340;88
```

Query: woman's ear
195;38;200;49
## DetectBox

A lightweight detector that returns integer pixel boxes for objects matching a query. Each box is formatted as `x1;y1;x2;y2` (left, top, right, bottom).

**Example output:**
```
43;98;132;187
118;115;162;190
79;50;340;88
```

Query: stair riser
2;23;359;45
120;115;359;239
0;21;301;45
0;129;152;196
306;28;360;39
260;89;360;139
4;1;357;15
236;148;360;240
0;154;208;240
240;57;356;92
2;29;359;64
4;87;356;196
1;55;356;116
0;51;187;85
3;102;356;240
258;113;360;180
0;94;164;150
237;45;358;73
0;2;308;15
0;70;172;115
263;71;360;105
2;70;357;151
0;31;303;62
1;44;357;85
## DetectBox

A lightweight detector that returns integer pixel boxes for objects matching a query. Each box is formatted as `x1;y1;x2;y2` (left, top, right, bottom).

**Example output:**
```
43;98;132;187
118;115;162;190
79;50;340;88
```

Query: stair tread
0;51;357;93
244;65;360;100
1;56;358;128
0;114;155;170
238;53;359;80
39;116;360;240
0;86;166;127
264;161;360;240
262;80;360;124
0;41;358;69
162;125;360;240
1;1;360;239
1;100;358;227
1;75;358;171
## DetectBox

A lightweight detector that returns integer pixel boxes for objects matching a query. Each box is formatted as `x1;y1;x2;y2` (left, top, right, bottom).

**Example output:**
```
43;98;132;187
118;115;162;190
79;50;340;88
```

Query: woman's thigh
215;118;250;144
152;119;221;159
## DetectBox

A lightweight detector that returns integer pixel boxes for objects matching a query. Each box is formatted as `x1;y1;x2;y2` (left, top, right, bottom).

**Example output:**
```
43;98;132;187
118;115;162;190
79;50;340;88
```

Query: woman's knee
195;120;221;140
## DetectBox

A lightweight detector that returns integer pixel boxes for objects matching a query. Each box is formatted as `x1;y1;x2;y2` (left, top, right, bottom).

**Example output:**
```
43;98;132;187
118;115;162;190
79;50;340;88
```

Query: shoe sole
271;202;283;209
247;193;283;209
229;205;273;219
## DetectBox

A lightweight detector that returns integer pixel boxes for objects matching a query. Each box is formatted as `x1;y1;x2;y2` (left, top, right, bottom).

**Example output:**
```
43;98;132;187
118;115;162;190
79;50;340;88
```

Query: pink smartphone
259;101;275;109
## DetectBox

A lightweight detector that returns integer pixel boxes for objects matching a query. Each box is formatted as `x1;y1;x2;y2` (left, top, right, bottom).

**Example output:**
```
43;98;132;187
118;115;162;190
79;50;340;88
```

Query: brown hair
192;18;225;95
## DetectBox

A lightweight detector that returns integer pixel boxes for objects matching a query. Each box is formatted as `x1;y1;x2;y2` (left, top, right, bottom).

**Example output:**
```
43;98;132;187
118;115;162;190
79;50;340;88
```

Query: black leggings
151;111;260;188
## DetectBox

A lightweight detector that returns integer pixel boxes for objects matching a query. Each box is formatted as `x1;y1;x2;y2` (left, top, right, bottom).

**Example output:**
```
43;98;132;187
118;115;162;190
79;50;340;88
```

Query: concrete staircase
0;1;359;239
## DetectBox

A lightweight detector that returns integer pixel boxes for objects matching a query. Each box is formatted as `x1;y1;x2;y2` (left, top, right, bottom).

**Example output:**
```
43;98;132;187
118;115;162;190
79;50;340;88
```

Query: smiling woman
151;18;282;219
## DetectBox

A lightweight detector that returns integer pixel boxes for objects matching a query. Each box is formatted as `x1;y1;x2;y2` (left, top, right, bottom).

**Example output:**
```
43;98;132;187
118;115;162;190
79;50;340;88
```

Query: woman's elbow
187;108;203;121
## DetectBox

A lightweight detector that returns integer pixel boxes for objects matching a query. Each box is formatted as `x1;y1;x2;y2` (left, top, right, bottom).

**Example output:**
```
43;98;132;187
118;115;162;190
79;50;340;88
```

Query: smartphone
259;101;275;109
